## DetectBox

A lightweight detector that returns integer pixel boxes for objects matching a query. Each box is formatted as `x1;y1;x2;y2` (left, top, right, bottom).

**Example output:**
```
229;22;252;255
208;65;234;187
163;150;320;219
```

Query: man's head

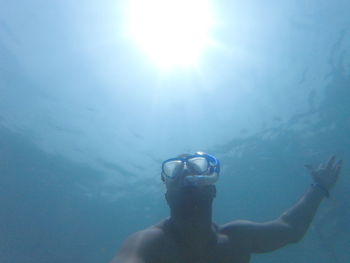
161;152;220;210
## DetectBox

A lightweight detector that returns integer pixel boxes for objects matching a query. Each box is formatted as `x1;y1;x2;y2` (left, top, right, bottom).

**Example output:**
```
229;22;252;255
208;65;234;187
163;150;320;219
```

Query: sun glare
126;0;215;69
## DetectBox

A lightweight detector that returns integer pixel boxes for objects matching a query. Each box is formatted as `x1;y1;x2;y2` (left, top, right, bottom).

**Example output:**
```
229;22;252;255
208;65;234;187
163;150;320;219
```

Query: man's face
164;161;193;189
165;165;216;208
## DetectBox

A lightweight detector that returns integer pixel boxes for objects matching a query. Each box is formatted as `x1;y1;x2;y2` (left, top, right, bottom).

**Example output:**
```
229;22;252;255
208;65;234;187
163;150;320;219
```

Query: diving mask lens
162;153;220;186
163;160;183;179
187;157;209;174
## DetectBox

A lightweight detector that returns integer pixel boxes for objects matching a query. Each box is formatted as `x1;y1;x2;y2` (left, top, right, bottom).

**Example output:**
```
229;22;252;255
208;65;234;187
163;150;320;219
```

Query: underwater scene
0;0;349;262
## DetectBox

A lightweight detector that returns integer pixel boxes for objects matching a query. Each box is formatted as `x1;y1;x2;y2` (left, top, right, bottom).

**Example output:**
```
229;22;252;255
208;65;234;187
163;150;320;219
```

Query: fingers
334;160;342;178
326;155;336;170
318;163;324;170
306;156;343;177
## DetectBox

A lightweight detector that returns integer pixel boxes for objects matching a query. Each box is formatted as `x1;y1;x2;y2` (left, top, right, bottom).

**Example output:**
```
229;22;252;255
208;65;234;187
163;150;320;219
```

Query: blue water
0;0;349;262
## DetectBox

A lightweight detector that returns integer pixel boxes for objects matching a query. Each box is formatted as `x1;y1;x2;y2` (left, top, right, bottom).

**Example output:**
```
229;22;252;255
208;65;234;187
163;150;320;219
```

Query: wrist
311;183;330;198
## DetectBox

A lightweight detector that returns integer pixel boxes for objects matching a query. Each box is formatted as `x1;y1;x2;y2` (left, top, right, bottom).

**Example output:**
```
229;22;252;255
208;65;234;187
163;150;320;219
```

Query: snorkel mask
161;152;220;187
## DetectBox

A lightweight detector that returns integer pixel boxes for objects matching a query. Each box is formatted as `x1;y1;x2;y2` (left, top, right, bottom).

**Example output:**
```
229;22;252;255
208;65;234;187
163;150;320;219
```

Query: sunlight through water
125;0;216;69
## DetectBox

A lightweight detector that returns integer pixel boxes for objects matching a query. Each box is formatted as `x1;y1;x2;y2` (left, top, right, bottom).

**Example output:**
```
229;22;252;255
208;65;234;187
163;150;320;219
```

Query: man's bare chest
153;234;251;263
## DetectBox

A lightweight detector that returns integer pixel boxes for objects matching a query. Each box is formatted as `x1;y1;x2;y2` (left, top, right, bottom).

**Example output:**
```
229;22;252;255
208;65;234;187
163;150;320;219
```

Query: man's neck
168;204;214;246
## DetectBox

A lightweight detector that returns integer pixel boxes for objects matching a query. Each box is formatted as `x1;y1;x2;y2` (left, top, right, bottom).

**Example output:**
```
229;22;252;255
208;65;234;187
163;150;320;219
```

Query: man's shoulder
125;220;168;247
115;220;168;262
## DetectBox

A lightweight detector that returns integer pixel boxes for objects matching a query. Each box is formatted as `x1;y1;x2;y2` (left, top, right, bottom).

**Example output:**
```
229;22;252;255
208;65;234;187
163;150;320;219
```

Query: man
111;152;342;263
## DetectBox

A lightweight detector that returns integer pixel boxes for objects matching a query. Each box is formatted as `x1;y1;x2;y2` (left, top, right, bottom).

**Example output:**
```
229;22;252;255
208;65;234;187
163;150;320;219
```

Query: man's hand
305;155;343;191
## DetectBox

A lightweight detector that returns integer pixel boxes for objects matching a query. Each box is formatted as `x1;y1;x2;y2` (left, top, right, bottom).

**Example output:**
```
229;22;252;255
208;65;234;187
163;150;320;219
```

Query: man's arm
221;156;342;253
